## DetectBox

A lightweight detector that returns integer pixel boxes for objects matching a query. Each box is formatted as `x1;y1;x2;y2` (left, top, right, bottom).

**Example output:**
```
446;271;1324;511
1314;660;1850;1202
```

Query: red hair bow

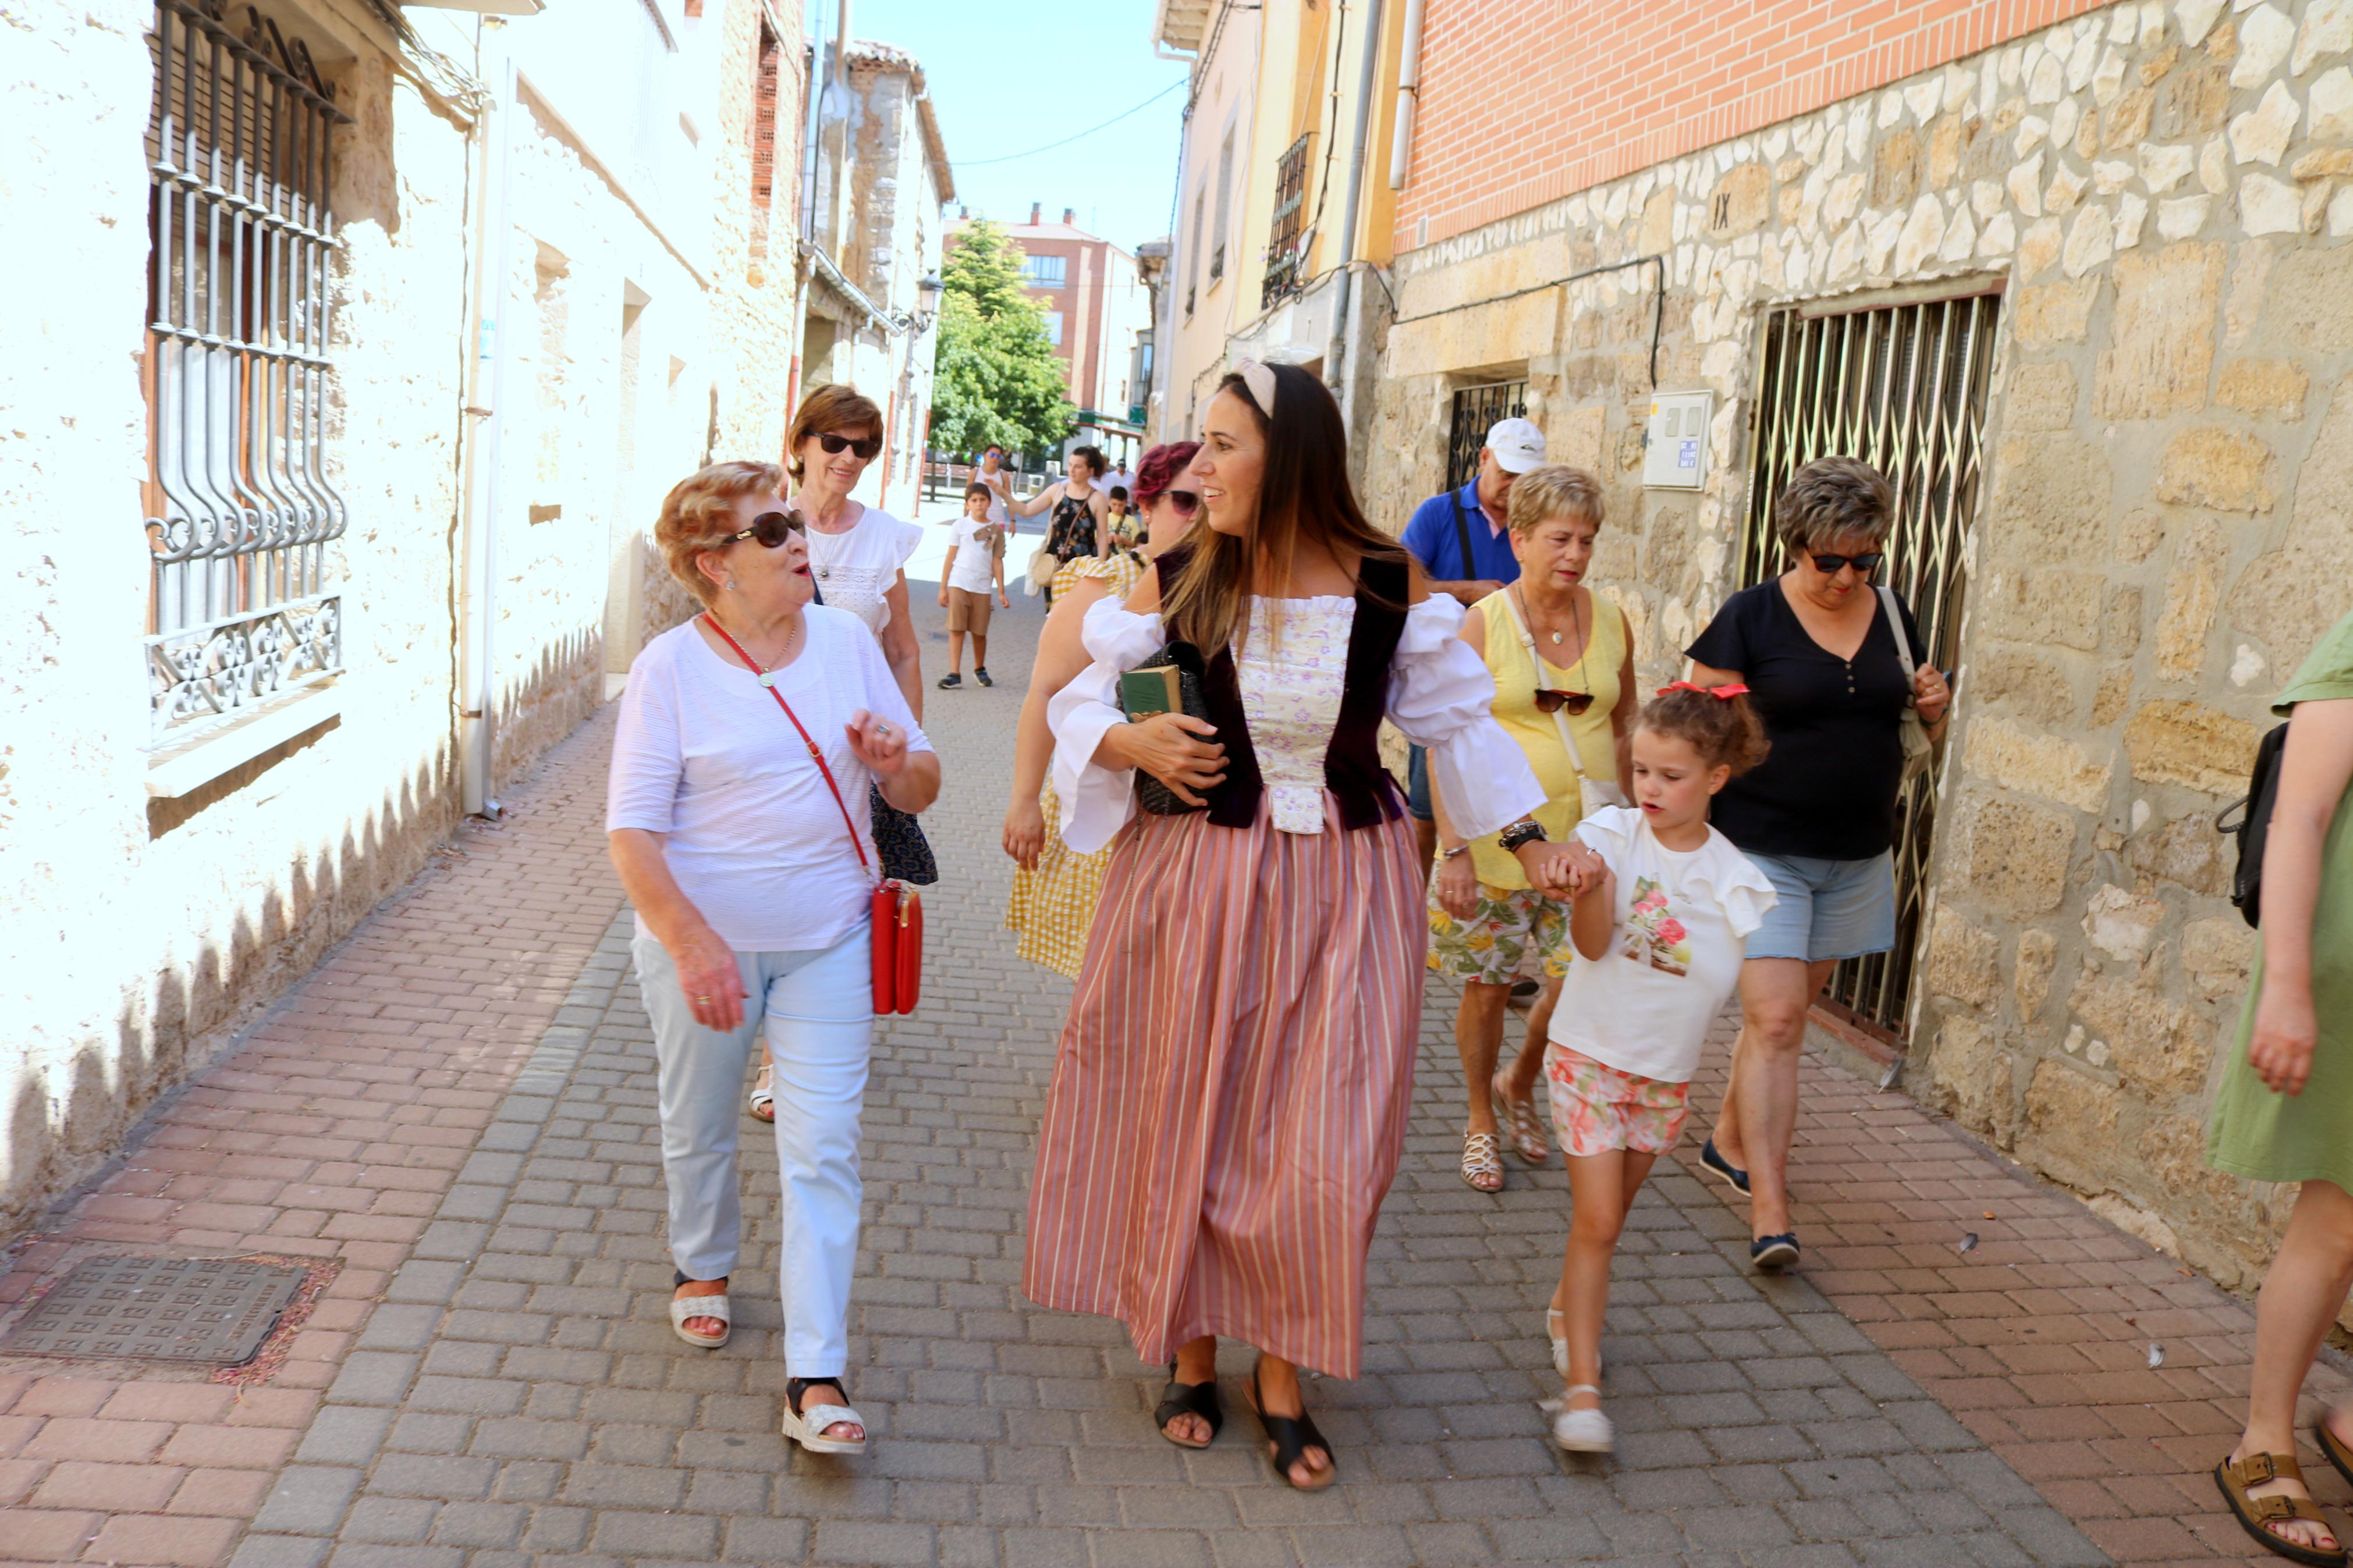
1657;680;1751;700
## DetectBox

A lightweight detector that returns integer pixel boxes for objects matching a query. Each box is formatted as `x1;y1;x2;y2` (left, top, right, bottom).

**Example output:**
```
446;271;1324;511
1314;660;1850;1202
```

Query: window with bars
1445;379;1527;493
1261;131;1311;311
1738;290;2001;1043
143;0;349;747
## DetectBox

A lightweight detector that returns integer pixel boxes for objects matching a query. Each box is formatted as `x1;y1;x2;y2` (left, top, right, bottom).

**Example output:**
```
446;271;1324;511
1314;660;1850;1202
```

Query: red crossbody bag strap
701;613;872;877
701;613;917;1014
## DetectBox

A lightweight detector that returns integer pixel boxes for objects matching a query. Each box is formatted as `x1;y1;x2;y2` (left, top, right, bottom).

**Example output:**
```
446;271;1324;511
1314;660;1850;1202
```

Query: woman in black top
1683;457;1951;1271
1010;443;1111;601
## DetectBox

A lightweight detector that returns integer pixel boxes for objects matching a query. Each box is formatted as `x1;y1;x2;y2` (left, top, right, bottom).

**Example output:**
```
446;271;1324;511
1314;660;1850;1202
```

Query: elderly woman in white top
607;460;940;1457
1023;362;1580;1489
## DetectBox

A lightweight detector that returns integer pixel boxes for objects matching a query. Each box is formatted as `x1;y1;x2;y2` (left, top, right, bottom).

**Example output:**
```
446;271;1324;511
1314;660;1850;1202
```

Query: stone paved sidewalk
0;593;2343;1566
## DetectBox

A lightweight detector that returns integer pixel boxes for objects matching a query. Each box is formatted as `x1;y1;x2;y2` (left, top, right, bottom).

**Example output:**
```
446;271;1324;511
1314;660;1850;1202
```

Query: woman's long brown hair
1161;362;1406;655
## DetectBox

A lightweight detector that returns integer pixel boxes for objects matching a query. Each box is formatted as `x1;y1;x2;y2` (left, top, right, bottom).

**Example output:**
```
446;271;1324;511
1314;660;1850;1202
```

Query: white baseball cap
1484;417;1546;474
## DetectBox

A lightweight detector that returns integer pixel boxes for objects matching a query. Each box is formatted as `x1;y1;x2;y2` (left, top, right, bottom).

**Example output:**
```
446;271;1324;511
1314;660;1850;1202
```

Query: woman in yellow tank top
1428;467;1637;1196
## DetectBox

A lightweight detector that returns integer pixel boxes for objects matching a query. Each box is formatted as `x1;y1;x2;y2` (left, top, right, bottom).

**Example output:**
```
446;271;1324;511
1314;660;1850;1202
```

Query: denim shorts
1406;744;1433;822
1744;850;1897;963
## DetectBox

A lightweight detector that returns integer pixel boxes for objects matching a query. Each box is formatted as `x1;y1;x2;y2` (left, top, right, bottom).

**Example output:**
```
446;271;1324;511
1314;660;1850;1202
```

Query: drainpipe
457;48;518;819
1325;0;1384;444
1387;0;1425;191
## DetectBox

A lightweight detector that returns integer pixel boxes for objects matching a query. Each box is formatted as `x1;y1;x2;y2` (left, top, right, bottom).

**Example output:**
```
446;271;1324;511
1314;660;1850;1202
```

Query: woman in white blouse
745;385;927;1123
607;461;939;1457
1023;361;1582;1489
789;384;924;714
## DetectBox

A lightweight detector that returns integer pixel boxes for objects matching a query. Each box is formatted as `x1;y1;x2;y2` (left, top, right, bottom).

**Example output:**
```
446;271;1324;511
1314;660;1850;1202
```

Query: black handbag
1119;644;1213;816
2216;721;2290;929
869;786;938;885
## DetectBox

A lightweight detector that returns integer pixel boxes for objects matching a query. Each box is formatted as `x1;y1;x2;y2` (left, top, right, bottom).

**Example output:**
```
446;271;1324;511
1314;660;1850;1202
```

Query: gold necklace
1519;584;1583;651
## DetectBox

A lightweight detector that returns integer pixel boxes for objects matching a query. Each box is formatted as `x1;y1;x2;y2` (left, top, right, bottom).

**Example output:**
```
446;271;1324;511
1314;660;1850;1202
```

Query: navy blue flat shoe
1749;1233;1800;1271
1699;1137;1751;1197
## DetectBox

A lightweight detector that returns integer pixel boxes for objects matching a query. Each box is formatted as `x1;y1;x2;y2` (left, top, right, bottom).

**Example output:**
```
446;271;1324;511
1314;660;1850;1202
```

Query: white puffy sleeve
1048;598;1168;854
1387;595;1546;841
1706;840;1781;940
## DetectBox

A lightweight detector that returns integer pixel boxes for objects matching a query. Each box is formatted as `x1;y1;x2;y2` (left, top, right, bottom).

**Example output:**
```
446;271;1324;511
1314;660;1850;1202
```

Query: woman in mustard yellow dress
1428;467;1637;1194
1002;442;1202;975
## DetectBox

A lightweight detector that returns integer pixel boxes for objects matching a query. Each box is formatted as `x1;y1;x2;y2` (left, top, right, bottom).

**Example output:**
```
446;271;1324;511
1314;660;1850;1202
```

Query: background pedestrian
1683;456;1949;1271
938;482;1010;689
2206;606;2353;1566
1000;441;1198;976
789;384;925;716
606;461;941;1457
1398;417;1547;872
1427;465;1635;1194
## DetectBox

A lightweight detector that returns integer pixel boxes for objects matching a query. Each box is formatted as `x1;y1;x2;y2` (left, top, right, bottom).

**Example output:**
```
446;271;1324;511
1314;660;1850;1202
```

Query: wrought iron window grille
1261;131;1311;312
1445;379;1528;493
1208;242;1226;284
143;0;351;749
1737;289;2001;1044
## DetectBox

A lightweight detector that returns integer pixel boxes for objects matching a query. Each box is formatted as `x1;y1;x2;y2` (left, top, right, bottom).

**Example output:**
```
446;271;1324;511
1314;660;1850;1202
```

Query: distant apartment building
950;205;1154;467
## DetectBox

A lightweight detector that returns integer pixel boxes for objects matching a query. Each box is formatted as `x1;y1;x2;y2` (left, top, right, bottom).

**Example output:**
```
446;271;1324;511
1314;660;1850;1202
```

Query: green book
1119;666;1184;717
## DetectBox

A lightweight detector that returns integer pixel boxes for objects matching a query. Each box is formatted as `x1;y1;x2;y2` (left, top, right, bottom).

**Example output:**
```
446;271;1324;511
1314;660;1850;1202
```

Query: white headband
1233;358;1277;422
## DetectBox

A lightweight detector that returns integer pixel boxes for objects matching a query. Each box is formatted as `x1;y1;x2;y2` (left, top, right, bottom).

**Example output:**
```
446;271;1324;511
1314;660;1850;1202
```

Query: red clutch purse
869;881;922;1015
704;614;923;1016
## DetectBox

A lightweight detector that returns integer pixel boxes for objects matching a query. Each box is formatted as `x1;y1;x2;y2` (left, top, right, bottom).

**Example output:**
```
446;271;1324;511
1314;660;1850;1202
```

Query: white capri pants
633;928;871;1378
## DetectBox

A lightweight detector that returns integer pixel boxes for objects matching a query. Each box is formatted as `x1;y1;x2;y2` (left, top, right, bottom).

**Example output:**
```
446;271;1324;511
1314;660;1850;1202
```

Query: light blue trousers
632;928;871;1377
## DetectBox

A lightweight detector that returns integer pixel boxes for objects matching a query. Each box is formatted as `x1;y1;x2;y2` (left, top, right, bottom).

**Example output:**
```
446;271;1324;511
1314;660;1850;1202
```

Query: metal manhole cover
0;1256;306;1365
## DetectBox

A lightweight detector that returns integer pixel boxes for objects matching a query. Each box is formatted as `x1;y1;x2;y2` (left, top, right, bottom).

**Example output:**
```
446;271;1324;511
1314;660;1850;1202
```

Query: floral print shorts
1426;881;1570;986
1542;1041;1691;1158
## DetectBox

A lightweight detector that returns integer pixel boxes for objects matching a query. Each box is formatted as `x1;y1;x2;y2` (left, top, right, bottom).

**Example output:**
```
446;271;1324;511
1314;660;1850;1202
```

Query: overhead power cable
954;80;1184;167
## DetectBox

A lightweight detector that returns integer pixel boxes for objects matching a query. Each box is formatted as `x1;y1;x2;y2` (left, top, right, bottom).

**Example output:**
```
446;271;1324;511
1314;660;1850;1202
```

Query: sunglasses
726;510;807;548
1159;490;1202;517
1807;550;1884;574
815;431;883;461
1533;688;1596;716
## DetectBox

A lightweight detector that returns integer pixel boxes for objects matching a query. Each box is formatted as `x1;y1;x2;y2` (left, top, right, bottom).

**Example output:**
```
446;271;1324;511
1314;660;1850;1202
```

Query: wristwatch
1497;818;1548;854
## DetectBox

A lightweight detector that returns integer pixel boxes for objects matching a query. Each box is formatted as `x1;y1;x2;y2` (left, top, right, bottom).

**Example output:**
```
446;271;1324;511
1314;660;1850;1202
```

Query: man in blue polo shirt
1400;416;1548;869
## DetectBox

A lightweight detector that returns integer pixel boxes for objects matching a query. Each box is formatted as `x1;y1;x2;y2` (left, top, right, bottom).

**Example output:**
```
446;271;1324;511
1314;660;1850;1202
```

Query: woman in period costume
1025;361;1581;1489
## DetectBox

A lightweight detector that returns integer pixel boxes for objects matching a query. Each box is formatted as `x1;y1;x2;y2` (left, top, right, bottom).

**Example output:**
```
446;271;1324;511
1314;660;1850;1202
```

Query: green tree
929;219;1074;460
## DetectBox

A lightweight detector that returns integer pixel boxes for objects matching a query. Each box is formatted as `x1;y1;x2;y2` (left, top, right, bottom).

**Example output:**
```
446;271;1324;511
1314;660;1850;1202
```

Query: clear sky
812;0;1193;255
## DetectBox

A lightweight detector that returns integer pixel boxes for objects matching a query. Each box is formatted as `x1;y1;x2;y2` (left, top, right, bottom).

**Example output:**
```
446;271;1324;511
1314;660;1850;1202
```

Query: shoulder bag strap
1450;486;1479;585
1875;585;1919;696
1499;586;1592;788
700;613;876;884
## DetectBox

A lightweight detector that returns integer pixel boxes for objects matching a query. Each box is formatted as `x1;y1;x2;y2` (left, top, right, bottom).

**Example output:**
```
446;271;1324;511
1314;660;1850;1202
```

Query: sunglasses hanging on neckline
1532;688;1595;716
727;510;807;548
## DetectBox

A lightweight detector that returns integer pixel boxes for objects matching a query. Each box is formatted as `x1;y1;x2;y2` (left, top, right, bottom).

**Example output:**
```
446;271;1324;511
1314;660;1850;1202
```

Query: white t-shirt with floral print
1548;805;1777;1084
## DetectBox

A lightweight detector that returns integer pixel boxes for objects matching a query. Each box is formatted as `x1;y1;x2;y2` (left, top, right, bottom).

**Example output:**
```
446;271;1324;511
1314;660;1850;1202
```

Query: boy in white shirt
937;483;1010;689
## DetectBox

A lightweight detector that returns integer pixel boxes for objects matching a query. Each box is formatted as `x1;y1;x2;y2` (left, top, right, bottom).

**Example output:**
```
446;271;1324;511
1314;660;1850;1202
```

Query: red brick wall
1394;0;2118;252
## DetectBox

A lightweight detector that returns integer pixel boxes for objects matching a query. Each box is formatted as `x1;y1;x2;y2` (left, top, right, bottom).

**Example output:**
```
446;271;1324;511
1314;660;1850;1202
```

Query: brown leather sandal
2215;1450;2347;1566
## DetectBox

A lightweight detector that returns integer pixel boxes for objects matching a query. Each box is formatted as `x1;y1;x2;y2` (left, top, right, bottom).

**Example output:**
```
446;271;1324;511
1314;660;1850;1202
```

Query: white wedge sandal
781;1377;868;1456
1547;1385;1614;1455
668;1283;731;1349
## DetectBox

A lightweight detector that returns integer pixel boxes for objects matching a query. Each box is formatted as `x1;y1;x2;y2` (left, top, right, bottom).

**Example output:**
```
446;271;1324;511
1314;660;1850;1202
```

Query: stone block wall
1370;0;2353;1306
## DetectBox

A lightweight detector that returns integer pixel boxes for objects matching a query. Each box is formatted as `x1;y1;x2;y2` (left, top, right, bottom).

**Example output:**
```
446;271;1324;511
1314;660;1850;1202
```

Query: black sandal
1246;1363;1335;1490
1154;1364;1223;1449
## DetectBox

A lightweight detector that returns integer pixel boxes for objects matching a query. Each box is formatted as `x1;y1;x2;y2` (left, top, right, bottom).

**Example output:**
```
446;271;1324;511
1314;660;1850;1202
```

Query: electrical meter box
1642;392;1713;490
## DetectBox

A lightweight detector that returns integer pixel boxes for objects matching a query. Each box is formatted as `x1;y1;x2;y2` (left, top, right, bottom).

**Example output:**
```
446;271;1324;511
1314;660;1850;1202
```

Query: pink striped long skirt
1021;794;1425;1379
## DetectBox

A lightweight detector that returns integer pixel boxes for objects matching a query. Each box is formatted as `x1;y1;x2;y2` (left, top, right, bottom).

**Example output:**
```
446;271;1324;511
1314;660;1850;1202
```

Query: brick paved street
2;592;2347;1566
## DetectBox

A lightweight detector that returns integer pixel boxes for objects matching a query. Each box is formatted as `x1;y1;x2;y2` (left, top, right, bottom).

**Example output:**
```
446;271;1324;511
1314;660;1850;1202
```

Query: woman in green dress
2208;607;2353;1567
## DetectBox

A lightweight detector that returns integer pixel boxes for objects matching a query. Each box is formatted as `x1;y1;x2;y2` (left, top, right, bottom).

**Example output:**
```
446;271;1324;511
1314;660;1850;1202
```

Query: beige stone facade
1368;0;2353;1306
0;0;805;1240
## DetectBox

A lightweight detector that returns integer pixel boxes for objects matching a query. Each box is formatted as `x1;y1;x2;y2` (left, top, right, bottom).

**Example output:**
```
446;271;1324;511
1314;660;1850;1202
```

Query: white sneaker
1547;1385;1613;1454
